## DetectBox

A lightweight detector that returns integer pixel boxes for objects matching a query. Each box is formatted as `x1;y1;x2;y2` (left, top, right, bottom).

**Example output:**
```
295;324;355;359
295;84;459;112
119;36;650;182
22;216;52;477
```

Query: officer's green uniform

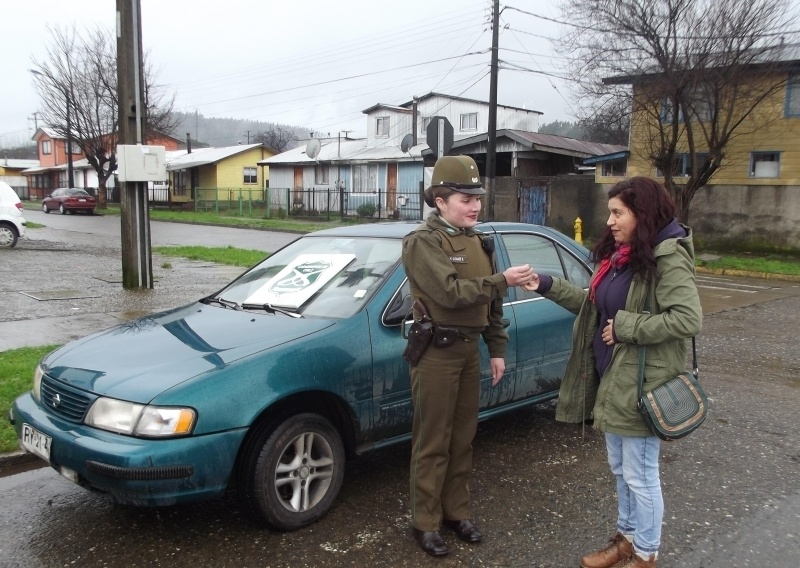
402;212;509;532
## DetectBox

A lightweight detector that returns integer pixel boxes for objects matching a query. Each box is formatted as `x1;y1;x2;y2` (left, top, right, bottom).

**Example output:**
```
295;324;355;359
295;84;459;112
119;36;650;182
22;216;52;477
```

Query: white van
0;180;27;248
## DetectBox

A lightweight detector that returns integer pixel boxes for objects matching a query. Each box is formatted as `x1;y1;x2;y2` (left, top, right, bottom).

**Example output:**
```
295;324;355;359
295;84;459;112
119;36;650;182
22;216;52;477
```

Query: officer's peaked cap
430;155;485;194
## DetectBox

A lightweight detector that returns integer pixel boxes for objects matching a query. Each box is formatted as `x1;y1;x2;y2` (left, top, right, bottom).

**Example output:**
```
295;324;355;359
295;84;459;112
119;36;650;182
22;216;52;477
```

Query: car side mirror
384;293;413;326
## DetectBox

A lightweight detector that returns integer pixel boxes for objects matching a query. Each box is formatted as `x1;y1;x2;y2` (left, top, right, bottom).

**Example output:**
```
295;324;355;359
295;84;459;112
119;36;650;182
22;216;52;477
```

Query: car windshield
216;235;402;318
67;189;91;196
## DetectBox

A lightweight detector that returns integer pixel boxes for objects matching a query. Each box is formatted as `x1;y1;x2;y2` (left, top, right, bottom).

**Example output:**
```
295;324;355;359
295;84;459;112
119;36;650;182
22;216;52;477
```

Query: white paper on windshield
244;253;356;308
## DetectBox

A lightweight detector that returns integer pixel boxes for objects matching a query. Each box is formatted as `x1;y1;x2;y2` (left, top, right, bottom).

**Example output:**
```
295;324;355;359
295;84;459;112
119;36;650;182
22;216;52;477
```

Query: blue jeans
605;433;663;555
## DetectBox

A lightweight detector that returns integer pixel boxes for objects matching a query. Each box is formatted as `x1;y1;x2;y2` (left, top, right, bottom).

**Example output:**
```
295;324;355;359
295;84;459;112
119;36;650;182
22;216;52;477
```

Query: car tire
87;209;95;215
239;413;345;531
59;204;67;215
42;203;50;214
0;223;19;248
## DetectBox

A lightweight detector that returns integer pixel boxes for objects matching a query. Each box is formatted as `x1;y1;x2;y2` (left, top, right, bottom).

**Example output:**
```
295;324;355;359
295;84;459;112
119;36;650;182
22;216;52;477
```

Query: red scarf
589;244;632;302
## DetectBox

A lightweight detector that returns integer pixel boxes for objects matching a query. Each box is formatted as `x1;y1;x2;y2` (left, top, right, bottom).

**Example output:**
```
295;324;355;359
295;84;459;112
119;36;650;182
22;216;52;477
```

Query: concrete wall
493;173;607;242
689;184;800;249
592;182;800;250
500;173;800;250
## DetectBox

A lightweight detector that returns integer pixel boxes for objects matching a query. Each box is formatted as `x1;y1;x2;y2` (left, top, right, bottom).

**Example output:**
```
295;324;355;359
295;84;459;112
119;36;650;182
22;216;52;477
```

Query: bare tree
31;25;176;208
559;0;798;222
253;126;299;153
577;96;631;146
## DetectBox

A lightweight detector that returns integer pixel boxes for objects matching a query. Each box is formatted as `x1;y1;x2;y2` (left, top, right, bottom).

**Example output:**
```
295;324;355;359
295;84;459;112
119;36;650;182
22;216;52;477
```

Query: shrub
356;202;377;218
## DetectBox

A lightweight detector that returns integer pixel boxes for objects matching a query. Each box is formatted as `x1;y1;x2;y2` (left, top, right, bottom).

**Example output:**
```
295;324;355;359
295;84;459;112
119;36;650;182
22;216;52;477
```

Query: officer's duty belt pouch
432;325;460;347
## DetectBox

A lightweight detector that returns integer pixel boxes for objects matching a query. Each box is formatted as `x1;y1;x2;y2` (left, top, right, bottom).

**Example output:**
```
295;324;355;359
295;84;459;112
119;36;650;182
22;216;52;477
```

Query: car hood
41;302;335;402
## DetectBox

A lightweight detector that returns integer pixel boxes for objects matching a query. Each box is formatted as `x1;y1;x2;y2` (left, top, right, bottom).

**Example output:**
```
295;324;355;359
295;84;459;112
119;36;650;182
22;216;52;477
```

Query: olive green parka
544;227;702;436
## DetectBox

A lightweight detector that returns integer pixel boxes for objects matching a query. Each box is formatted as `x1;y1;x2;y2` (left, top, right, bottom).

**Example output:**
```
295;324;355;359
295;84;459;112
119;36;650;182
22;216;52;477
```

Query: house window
41;140;52;154
750;152;780;178
376;117;390;137
655;153;709;177
243;167;257;184
421;117;431;134
352;164;378;192
601;159;627;177
460;112;478;131
174;170;186;196
69;141;81;155
314;165;329;185
786;73;800;117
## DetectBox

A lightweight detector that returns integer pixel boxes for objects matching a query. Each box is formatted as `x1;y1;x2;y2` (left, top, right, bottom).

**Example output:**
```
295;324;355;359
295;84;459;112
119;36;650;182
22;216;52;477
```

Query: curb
0;449;41;472
695;266;800;282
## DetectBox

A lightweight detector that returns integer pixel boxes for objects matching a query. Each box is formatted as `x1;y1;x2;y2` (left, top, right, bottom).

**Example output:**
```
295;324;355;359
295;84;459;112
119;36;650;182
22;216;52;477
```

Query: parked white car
0;180;27;247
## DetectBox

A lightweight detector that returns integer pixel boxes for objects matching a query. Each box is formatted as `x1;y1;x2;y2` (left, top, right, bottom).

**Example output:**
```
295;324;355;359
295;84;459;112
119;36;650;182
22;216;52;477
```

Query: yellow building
590;49;800;249
167;144;275;205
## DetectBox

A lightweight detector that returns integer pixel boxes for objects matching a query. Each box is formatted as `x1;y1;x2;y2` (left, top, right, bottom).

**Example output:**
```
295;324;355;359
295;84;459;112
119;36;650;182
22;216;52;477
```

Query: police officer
402;155;534;557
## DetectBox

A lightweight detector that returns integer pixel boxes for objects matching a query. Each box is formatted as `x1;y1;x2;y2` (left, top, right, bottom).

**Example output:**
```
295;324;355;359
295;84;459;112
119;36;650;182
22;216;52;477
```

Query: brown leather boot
619;552;657;567
579;533;633;568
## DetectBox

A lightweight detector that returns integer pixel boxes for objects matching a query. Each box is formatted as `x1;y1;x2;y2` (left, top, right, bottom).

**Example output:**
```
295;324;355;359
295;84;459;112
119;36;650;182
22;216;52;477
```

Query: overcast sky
0;0;575;148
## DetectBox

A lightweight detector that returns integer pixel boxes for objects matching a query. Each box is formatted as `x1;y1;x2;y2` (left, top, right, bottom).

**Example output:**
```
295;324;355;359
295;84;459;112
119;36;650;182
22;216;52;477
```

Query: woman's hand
490;358;506;386
602;319;615;345
503;264;533;286
521;273;541;292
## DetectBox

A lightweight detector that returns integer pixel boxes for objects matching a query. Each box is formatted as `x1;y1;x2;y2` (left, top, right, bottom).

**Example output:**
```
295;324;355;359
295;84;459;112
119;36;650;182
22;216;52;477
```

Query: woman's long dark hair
592;177;676;280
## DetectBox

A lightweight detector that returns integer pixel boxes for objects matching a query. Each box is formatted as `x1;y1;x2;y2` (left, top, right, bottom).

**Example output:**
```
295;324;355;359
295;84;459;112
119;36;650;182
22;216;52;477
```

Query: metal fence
103;184;170;206
264;187;424;221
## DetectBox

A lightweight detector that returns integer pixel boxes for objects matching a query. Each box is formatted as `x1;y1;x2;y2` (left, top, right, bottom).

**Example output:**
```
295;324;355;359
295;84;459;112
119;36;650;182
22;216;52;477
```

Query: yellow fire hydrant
574;217;583;245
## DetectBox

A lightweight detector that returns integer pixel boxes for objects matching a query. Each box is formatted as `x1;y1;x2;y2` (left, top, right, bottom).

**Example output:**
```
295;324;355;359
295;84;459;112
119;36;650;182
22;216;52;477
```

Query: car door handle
501;318;510;328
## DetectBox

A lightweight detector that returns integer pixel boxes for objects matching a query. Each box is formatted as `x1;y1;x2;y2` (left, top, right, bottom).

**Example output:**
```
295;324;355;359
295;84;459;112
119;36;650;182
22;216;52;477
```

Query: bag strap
636;295;699;401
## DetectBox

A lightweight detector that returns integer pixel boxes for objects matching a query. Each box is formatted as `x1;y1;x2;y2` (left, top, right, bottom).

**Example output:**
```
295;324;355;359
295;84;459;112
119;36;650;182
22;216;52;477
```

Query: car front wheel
42;203;50;213
239;413;345;531
0;223;19;248
59;204;67;215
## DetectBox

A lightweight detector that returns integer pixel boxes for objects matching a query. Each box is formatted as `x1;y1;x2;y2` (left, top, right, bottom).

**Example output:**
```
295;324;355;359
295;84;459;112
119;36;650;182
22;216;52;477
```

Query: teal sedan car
10;221;591;530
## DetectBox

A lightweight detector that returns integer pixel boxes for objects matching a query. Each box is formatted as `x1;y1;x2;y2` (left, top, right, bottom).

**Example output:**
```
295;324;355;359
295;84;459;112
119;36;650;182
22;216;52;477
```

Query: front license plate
21;423;52;462
78;198;86;202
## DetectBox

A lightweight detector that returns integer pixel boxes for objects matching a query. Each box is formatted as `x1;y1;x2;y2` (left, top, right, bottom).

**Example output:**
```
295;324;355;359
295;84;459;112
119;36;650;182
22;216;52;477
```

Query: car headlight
32;365;44;402
85;397;196;438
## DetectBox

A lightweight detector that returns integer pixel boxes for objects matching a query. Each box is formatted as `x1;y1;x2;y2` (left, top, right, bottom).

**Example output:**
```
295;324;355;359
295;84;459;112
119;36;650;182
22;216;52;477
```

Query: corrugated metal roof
166;144;262;170
399;92;543;115
504;130;627;156
361;103;411;114
1;159;39;169
259;139;425;165
444;129;627;158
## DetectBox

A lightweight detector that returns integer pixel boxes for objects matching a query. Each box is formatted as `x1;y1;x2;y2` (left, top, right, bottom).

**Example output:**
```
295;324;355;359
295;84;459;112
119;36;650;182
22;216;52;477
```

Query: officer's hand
490;358;505;386
503;264;533;286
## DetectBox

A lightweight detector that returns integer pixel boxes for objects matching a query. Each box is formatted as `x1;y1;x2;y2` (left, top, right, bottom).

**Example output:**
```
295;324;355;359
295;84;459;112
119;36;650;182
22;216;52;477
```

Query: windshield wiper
241;303;303;318
202;296;242;310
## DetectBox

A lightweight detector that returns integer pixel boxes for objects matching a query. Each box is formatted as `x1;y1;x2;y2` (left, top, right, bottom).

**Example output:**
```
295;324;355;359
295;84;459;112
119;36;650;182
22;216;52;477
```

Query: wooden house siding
624;72;800;186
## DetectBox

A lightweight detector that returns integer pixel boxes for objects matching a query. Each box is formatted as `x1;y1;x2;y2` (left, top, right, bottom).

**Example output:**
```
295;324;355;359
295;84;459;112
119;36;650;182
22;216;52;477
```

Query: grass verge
153;245;267;267
1;345;60;454
696;253;800;277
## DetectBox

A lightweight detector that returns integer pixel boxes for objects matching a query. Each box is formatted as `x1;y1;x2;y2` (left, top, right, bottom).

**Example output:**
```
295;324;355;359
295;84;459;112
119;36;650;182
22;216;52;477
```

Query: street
1;213;798;567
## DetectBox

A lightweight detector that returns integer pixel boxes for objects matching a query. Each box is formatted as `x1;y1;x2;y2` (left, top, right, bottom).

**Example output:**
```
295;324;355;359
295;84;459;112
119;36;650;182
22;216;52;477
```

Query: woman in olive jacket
525;177;702;568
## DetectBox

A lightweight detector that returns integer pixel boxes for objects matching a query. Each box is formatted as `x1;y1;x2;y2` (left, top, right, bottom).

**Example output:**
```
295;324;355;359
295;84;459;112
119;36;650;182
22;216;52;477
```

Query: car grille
41;376;94;422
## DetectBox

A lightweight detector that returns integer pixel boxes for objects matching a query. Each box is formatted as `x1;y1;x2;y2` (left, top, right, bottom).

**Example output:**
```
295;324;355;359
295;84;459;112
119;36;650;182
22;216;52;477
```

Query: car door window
502;233;566;300
560;249;591;289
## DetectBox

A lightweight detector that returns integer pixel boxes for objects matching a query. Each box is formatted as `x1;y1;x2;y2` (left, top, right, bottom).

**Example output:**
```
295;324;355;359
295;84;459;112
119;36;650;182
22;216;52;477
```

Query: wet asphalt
0;211;798;567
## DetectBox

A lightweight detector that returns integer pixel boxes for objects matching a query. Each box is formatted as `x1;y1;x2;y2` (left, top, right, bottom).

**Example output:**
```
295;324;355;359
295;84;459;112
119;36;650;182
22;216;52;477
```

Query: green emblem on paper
269;260;331;294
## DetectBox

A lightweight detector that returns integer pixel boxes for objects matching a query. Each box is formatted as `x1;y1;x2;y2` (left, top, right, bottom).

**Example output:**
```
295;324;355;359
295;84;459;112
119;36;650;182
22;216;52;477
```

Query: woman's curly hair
592;177;676;280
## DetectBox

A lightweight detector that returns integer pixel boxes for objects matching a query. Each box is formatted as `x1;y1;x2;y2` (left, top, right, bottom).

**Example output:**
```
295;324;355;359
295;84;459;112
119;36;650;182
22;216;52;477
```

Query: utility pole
486;0;500;221
65;89;75;188
117;0;153;290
